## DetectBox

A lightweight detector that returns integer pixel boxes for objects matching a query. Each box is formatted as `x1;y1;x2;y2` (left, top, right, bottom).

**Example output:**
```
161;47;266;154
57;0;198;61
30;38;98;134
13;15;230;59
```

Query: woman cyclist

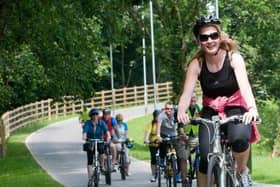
177;16;260;187
144;109;161;182
83;108;111;187
115;113;131;176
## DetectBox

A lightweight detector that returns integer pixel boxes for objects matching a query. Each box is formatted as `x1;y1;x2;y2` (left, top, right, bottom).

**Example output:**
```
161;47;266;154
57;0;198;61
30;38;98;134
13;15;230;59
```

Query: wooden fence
0;81;173;158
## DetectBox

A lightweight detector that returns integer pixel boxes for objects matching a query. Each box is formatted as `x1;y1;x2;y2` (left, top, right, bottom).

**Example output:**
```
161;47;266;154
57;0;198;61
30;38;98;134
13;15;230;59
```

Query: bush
253;99;280;155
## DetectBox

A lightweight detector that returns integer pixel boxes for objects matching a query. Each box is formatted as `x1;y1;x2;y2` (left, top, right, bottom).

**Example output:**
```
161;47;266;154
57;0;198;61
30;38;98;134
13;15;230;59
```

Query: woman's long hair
152;117;158;125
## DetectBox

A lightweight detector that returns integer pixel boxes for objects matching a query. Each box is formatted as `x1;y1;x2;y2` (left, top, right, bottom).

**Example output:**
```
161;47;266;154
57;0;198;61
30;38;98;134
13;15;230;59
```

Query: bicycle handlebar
86;139;105;144
190;115;260;126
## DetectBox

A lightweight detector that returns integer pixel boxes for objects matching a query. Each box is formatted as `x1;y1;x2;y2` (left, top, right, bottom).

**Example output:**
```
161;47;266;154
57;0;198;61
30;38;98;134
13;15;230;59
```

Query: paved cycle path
26;104;279;187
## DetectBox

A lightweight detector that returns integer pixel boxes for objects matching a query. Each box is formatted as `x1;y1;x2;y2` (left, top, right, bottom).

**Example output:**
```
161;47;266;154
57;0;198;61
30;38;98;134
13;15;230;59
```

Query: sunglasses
165;107;173;110
199;32;219;42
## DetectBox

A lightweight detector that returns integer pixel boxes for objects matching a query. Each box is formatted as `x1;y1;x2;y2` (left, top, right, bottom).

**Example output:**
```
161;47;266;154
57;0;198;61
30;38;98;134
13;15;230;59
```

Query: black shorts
86;142;105;165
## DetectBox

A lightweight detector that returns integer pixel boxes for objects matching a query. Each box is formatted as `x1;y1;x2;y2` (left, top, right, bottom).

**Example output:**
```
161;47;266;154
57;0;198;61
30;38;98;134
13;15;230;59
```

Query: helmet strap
214;48;220;56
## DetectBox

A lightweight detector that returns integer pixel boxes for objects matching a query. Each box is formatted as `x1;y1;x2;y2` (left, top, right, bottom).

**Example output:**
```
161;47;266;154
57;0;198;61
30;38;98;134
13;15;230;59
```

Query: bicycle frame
87;139;104;187
118;140;128;180
162;137;178;187
208;115;229;187
190;115;244;187
104;142;112;185
187;142;200;187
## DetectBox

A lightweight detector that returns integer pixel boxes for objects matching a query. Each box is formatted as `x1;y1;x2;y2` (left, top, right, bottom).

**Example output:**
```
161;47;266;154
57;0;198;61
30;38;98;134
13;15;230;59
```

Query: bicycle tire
167;174;172;187
187;154;193;187
104;157;112;185
207;156;221;187
171;155;177;187
157;157;161;187
165;162;171;187
226;172;236;187
93;167;99;187
120;153;126;180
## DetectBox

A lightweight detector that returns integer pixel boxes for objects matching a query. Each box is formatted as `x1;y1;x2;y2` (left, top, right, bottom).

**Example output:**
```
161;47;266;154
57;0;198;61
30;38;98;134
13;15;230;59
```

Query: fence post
63;97;66;116
166;82;170;100
72;100;75;115
101;91;105;109
55;102;59;119
90;98;94;108
48;99;51;120
123;87;127;106
35;101;38;121
0;117;6;158
134;86;137;105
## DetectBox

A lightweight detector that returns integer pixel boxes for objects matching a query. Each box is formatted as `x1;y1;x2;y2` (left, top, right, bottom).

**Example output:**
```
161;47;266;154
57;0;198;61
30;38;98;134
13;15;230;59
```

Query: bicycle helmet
102;108;111;115
89;108;99;117
193;15;221;38
153;109;161;119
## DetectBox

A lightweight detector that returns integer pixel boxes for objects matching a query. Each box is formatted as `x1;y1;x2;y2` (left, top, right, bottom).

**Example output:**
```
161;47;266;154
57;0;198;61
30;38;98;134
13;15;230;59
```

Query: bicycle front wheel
93;167;100;187
171;155;177;187
120;153;126;180
226;172;236;187
156;157;161;187
104;157;112;185
207;156;222;187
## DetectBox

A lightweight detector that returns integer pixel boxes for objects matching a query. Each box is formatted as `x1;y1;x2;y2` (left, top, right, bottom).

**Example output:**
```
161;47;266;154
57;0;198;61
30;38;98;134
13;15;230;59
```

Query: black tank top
199;52;239;98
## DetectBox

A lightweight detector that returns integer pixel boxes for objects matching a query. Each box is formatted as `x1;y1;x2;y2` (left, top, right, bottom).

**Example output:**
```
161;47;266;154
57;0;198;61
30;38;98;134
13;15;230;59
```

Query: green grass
252;155;280;184
128;115;280;185
128;115;152;161
0;115;75;187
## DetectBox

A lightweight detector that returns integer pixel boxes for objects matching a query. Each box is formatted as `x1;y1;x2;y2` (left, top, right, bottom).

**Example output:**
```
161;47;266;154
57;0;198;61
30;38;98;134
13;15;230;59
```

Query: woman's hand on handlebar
144;139;150;144
156;136;162;143
243;108;259;125
178;134;188;142
177;110;190;125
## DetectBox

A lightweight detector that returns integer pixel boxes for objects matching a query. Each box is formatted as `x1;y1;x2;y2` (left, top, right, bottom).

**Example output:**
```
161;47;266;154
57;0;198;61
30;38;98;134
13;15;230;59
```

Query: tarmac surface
26;104;280;187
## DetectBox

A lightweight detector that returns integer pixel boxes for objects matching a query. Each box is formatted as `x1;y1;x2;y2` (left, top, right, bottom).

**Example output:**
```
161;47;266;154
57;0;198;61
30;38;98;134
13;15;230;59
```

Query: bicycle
155;145;162;186
156;136;178;187
117;139;133;180
86;139;105;187
104;142;112;185
190;115;258;187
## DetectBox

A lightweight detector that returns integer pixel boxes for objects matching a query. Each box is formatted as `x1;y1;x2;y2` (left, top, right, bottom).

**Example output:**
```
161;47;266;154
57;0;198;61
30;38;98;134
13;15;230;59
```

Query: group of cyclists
144;94;201;187
80;105;131;187
80;94;201;187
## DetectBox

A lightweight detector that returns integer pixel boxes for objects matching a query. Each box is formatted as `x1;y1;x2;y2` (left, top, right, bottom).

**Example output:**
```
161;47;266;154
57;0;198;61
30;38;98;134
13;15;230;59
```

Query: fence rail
0;81;173;158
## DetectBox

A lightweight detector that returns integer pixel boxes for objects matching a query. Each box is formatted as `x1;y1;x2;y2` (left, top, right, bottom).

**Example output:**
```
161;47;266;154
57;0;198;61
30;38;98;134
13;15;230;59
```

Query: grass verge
0;115;75;187
128;115;280;185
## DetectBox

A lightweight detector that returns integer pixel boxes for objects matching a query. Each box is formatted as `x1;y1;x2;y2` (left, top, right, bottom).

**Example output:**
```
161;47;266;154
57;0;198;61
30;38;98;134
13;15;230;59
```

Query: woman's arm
144;123;151;143
144;131;150;143
177;59;200;124
82;133;87;141
124;122;128;139
231;53;259;123
82;124;87;140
